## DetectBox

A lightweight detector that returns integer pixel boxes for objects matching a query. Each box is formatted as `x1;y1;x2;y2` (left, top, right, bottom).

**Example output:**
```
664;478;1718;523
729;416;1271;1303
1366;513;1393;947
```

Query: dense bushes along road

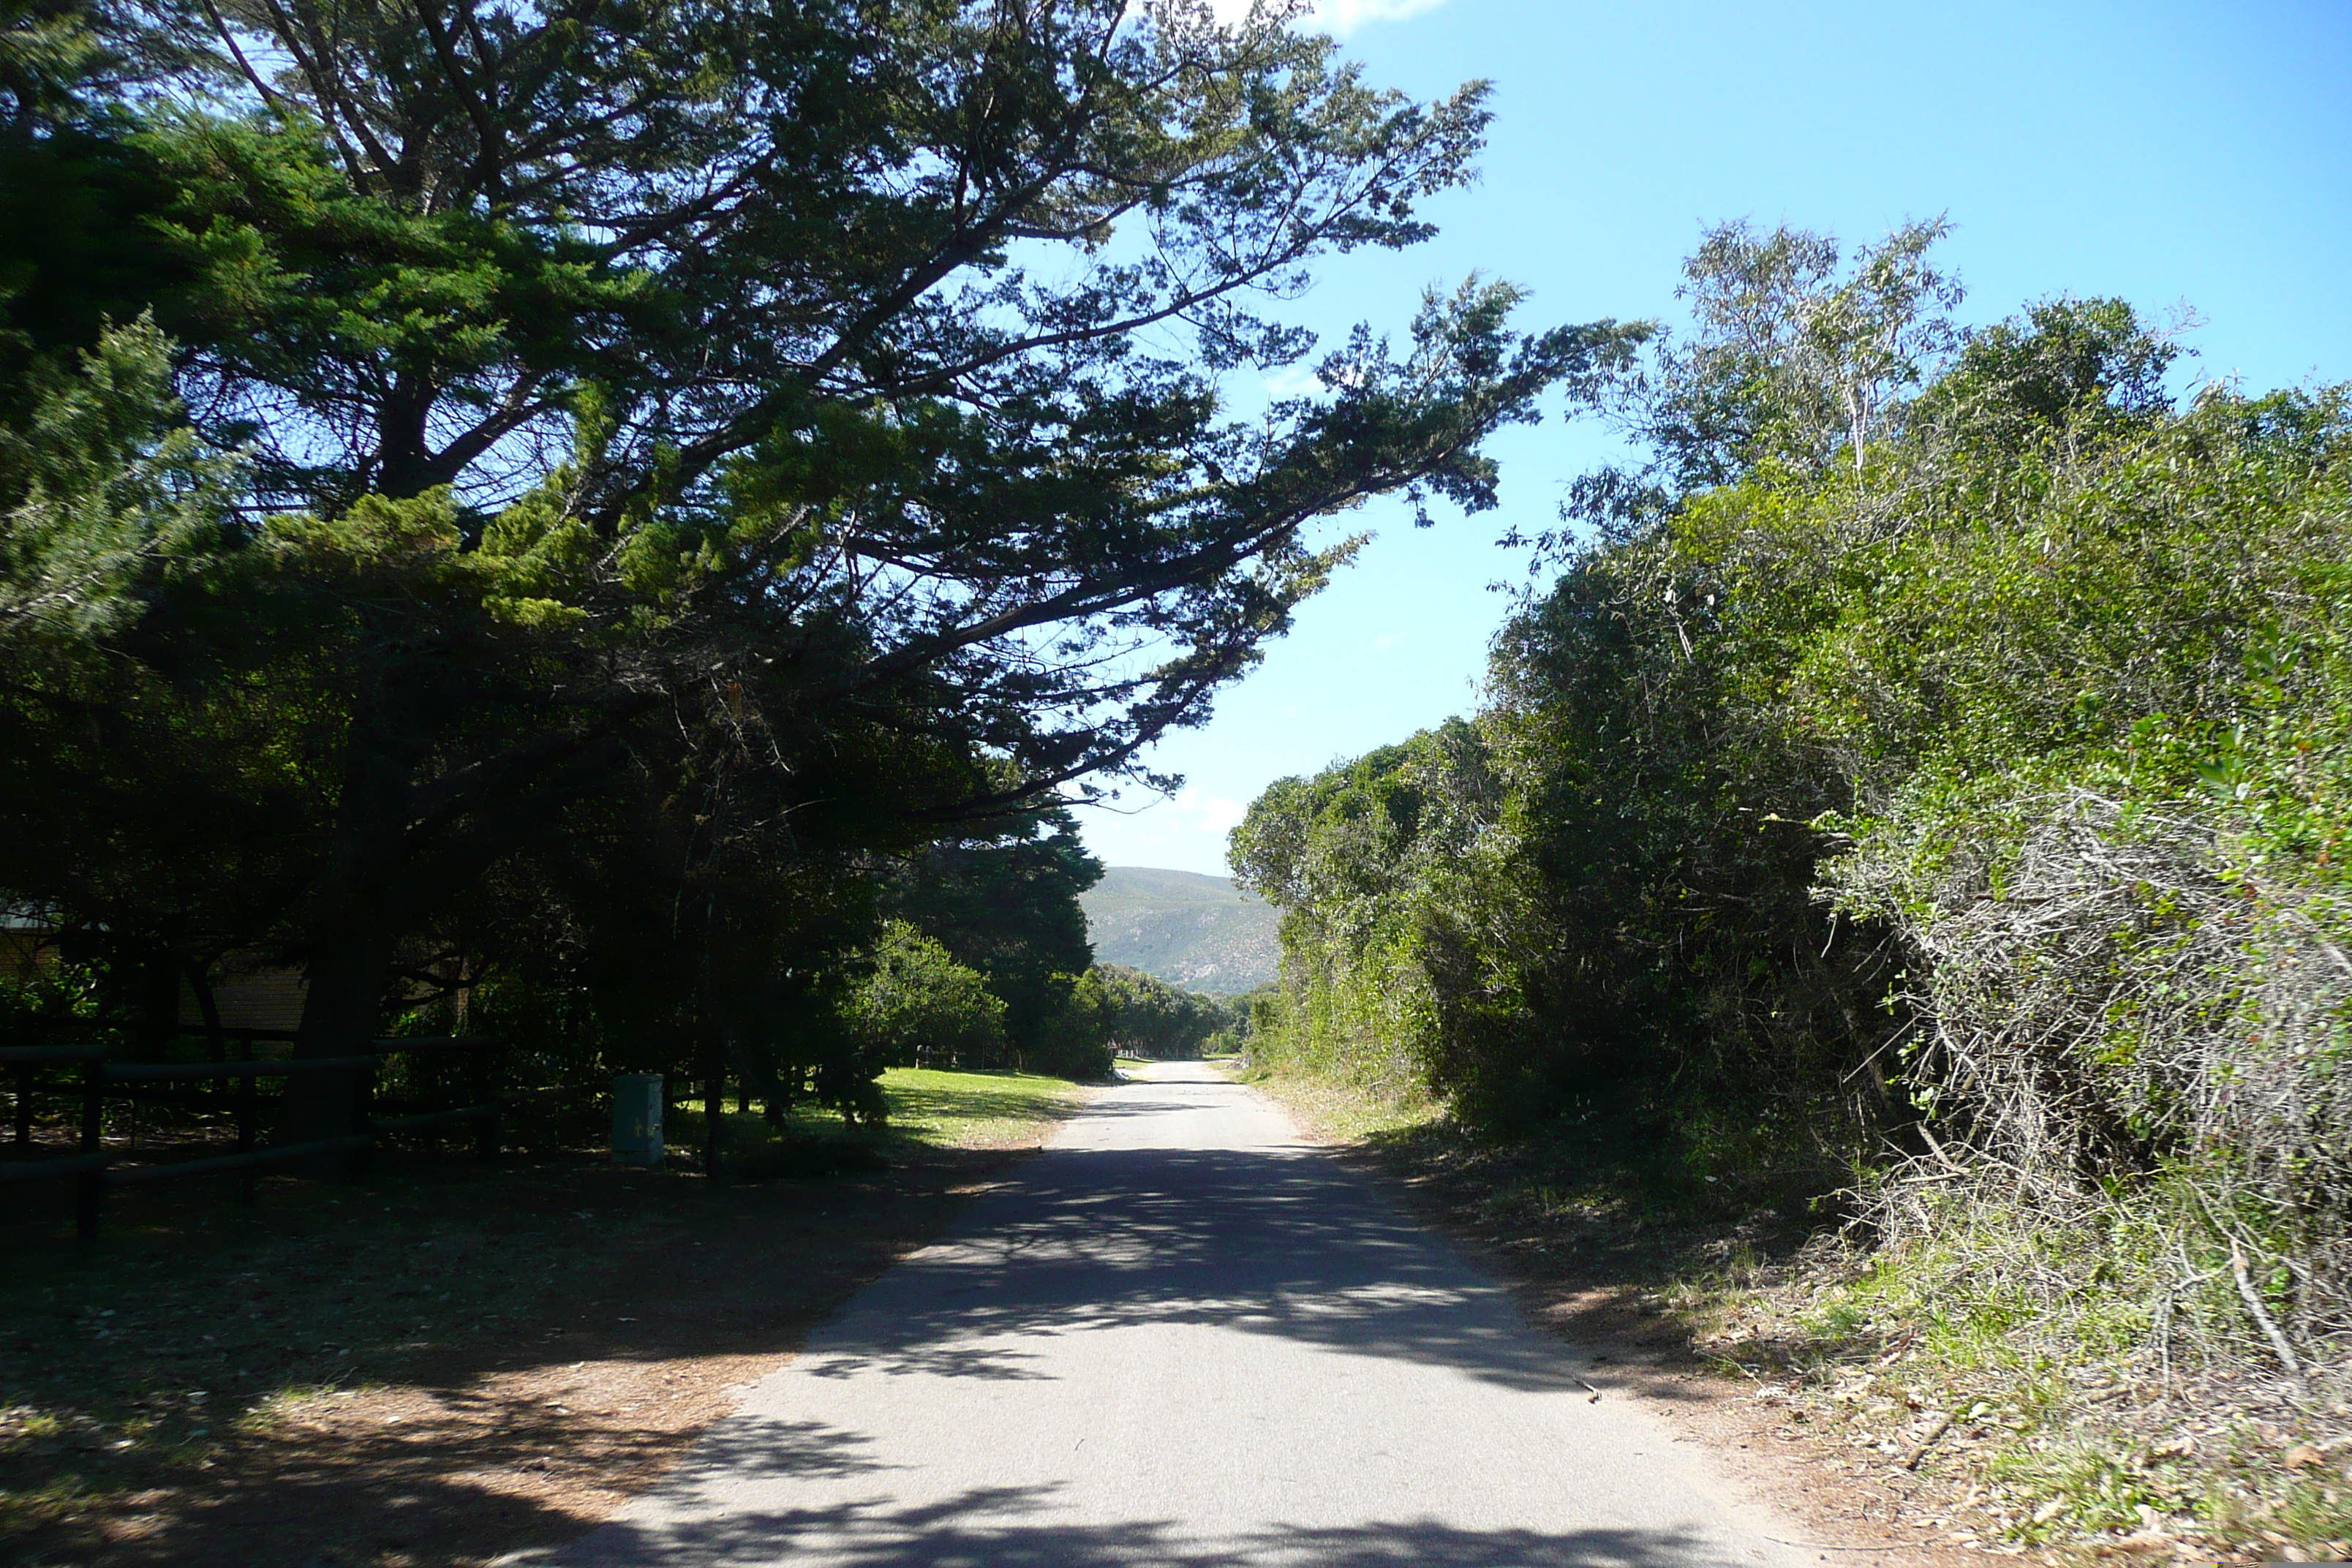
1234;221;2352;1547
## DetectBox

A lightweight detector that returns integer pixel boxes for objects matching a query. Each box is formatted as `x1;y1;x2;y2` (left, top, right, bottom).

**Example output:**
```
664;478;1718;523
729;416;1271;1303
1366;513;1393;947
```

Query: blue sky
1073;0;2352;876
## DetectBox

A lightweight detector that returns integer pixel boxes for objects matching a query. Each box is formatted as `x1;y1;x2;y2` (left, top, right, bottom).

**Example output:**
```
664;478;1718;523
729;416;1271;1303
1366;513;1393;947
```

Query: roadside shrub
844;921;1007;1072
1025;968;1115;1081
1237;221;2352;1387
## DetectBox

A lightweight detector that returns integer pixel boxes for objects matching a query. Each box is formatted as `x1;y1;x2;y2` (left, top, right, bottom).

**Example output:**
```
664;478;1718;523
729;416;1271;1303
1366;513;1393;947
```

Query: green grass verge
1236;1056;1445;1145
875;1066;1087;1148
671;1066;1085;1164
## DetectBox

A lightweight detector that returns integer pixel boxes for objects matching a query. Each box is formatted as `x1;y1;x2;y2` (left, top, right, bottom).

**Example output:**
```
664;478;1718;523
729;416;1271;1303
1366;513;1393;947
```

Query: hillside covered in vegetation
1079;867;1281;995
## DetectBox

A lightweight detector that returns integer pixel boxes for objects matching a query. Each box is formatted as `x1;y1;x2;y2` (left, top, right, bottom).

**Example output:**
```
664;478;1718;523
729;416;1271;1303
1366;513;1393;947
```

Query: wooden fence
0;1031;502;1238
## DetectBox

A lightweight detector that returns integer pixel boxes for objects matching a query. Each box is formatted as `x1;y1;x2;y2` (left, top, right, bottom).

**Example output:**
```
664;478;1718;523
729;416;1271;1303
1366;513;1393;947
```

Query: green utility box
611;1073;664;1166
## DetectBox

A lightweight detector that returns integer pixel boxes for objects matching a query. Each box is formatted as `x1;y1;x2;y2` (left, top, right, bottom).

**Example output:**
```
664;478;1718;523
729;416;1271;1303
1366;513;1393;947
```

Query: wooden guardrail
0;1033;502;1238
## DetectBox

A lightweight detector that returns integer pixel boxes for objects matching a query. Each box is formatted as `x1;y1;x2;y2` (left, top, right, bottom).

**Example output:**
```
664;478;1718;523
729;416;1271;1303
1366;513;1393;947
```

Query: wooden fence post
703;1033;723;1180
472;1041;501;1161
75;1055;105;1241
235;1034;257;1202
349;1058;377;1180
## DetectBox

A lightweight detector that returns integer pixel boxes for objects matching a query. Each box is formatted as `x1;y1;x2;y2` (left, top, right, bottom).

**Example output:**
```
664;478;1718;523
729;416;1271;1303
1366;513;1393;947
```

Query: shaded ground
0;1068;1088;1567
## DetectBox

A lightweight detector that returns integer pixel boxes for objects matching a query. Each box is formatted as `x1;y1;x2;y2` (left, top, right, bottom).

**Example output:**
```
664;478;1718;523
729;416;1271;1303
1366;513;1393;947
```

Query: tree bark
273;927;393;1154
701;1028;723;1179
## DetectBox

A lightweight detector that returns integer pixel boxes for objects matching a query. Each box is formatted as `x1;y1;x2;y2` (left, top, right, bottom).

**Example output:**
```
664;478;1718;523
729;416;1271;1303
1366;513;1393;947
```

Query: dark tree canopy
887;804;1101;1056
1;0;1618;1132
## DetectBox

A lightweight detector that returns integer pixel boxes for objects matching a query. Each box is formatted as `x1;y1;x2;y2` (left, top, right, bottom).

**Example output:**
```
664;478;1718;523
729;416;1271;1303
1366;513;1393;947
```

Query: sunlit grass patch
668;1066;1084;1165
877;1067;1086;1149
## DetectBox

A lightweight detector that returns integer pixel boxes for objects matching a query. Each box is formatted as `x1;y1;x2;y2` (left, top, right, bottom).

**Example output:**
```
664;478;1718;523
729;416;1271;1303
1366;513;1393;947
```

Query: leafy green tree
1239;216;2352;1362
845;920;1008;1083
1095;964;1231;1058
0;319;308;1044
115;1;1618;1103
1231;718;1531;1115
1;1;1629;1142
1028;965;1115;1081
0;0;203;412
0;320;239;645
1909;294;2179;458
1235;229;2225;1191
1525;217;1960;554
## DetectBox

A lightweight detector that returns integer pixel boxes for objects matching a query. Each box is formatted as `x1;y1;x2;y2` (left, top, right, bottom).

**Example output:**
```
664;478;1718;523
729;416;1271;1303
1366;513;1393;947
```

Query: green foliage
1025;966;1116;1082
1015;962;1233;1077
1806;391;2352;1282
1235;232;2352;1548
843;921;1009;1082
1230;720;1506;1108
1637;216;1961;483
887;807;1101;1058
0;0;205;415
1239;220;2352;1364
1529;216;1961;551
0;317;241;643
1095;965;1235;1060
0;1;1601;1139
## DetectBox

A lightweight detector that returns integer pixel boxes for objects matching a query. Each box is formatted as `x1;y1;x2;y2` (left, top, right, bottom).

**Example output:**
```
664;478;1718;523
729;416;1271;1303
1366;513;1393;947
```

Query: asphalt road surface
522;1063;1812;1568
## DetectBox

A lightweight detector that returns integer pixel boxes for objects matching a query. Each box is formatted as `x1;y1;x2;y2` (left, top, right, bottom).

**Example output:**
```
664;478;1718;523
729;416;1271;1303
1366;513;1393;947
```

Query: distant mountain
1080;867;1281;996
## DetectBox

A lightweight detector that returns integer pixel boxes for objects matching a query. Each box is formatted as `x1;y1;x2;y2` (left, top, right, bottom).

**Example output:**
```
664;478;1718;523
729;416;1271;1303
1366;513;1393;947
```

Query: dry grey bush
1828;788;2352;1369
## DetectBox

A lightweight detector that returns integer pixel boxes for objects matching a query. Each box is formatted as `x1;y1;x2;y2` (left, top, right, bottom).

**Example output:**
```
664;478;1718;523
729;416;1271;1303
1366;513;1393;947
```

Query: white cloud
1311;0;1448;34
1259;361;1324;401
1175;786;1250;837
1207;0;1448;37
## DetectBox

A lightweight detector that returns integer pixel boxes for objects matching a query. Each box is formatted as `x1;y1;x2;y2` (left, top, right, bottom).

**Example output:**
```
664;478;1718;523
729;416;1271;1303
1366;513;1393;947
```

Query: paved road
526;1063;1809;1568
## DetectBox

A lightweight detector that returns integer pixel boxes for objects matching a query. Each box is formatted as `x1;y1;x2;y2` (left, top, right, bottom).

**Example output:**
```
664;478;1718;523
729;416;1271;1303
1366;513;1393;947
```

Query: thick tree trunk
272;657;418;1155
264;630;619;1153
701;1028;724;1179
273;928;393;1152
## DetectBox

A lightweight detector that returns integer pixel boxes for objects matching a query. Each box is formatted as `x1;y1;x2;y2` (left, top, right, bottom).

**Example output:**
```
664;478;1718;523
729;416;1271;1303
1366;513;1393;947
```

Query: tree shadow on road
795;1143;1634;1400
535;1480;1724;1568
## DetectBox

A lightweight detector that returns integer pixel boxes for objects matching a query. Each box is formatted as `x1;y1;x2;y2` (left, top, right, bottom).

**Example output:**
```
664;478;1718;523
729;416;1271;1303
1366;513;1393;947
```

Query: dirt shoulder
1240;1065;1988;1568
1;1071;1092;1568
1246;1062;2352;1566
